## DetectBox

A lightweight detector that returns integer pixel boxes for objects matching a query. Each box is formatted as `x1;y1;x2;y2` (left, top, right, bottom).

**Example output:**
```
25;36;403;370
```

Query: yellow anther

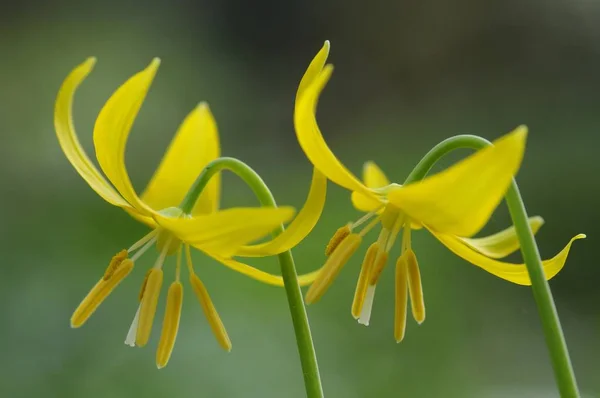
325;224;352;256
71;259;134;328
406;250;425;324
394;255;408;343
136;268;164;347
368;250;389;285
138;269;152;301
307;233;362;304
352;242;379;319
190;273;232;352
103;250;128;280
156;281;183;369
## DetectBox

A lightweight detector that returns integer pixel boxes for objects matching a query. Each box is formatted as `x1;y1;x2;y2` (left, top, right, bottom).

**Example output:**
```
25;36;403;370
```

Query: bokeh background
1;0;598;397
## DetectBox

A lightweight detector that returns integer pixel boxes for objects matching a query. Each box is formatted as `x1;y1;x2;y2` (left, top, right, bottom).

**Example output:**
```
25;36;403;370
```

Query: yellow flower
55;58;325;368
294;42;585;341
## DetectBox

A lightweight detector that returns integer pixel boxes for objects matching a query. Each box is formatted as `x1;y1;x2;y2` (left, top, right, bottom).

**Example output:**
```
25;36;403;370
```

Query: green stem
181;157;324;398
405;135;580;397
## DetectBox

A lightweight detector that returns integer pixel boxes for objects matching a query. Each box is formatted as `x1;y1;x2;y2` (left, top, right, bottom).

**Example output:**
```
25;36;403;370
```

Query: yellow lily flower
55;58;325;368
294;42;585;341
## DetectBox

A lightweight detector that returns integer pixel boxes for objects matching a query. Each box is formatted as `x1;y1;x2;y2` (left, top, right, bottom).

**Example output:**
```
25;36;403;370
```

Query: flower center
155;207;185;256
305;203;404;307
156;229;182;256
305;201;426;334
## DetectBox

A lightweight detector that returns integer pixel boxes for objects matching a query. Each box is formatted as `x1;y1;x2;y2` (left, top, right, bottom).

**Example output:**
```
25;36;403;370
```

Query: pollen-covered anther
190;273;232;352
307;233;362;304
136;268;164;347
325;224;352;256
368;250;389;285
138;269;153;301
394;254;408;343
352;242;379;319
103;249;129;280
156;281;183;369
406;250;426;324
71;258;134;328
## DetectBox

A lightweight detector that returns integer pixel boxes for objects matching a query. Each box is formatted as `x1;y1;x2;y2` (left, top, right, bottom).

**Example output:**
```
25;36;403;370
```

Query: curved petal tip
84;57;97;68
514;124;528;139
531;215;545;227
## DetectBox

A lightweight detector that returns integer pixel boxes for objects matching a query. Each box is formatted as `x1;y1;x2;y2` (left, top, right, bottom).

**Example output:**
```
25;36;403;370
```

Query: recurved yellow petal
208;254;320;287
235;168;327;257
93;59;161;216
351;192;382;212
142;103;220;214
156;281;183;369
431;230;585;285
155;207;296;257
350;161;390;212
54;58;132;208
296;41;330;101
387;127;527;237
459;216;544;259
124;207;157;228
363;161;390;188
294;64;375;198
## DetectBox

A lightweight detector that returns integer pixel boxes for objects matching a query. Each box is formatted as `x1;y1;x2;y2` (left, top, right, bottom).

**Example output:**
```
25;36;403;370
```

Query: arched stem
181;157;324;398
404;135;580;398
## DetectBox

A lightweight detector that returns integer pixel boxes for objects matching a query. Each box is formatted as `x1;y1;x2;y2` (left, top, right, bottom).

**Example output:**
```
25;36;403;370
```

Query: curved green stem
405;135;580;397
181;157;324;398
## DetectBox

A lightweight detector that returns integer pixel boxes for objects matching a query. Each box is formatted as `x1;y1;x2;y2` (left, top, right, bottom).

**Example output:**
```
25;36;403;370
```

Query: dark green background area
0;1;598;397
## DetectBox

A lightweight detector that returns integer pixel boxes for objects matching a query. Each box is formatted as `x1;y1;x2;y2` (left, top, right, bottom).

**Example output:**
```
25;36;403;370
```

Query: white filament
124;305;141;347
358;285;376;326
130;236;157;262
128;230;158;253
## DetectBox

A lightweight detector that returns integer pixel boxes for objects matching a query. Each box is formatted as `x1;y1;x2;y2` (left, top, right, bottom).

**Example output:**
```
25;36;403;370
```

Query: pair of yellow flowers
55;41;584;369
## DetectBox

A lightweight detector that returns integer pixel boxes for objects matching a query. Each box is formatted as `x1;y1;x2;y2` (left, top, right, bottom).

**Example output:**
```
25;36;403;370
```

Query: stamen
124;304;141;347
367;229;390;285
130;236;158;262
394;254;408;342
128;230;158;253
358;285;376;326
351;205;383;229
138;269;152;301
358;217;381;238
70;259;134;328
186;245;231;351
306;234;362;304
352;242;379;319
406;250;425;324
368;250;389;286
175;248;182;282
190;273;232;352
103;250;128;280
385;216;404;253
156;281;183;369
401;222;412;253
136;268;164;347
325;224;352;256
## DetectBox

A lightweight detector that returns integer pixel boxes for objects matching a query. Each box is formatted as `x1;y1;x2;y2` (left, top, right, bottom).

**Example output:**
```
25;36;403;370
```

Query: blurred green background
1;0;598;397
